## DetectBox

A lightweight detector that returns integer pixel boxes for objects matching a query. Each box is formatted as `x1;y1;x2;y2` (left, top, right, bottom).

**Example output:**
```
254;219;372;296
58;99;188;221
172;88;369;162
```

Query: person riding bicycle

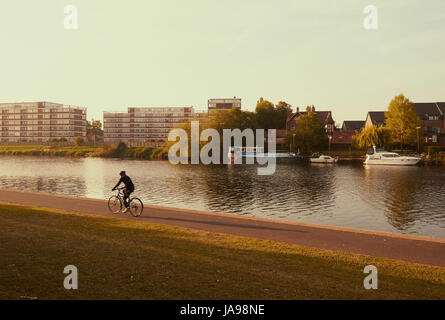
112;171;135;213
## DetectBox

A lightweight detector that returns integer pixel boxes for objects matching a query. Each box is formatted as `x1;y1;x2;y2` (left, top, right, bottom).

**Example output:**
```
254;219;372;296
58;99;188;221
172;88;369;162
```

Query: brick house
286;106;335;134
364;102;445;146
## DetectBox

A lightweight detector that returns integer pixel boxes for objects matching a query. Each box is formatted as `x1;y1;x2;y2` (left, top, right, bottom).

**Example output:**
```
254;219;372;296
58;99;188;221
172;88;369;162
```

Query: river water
1;156;444;238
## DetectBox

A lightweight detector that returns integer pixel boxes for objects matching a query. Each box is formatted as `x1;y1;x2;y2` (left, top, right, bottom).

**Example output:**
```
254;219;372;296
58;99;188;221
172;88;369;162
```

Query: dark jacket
114;175;134;191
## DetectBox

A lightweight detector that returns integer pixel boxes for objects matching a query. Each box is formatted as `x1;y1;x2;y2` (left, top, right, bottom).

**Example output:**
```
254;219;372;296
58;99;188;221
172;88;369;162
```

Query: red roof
331;131;355;144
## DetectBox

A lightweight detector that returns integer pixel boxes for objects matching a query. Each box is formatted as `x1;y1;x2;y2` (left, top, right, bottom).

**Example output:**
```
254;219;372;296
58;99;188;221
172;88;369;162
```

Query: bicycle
108;187;144;217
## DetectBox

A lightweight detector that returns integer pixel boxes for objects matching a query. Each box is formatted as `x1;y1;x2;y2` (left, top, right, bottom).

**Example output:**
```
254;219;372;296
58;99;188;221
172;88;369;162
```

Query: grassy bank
0;145;169;160
0;203;444;299
0;145;100;157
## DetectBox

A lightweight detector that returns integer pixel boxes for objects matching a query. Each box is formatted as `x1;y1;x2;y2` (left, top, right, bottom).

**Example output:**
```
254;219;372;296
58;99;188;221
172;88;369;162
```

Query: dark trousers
123;188;133;207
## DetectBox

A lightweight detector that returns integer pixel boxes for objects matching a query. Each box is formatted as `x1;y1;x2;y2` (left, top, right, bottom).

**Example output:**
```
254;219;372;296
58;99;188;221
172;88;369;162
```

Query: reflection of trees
0;176;87;197
286;164;336;217
362;166;422;230
199;164;257;214
195;163;336;218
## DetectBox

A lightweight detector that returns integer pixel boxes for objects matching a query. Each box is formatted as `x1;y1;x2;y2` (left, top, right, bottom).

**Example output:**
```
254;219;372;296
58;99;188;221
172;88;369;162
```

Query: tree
255;98;291;130
275;101;293;129
385;94;422;151
74;136;85;146
352;125;390;150
255;97;276;129
286;108;328;154
87;119;103;146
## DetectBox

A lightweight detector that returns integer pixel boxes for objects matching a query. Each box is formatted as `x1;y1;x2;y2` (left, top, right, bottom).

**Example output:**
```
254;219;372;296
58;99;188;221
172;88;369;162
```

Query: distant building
103;106;194;146
208;98;241;114
365;111;386;128
193;110;208;119
364;103;445;146
341;120;365;132
286;106;335;134
333;121;365;149
0;101;86;144
331;131;356;149
413;102;445;145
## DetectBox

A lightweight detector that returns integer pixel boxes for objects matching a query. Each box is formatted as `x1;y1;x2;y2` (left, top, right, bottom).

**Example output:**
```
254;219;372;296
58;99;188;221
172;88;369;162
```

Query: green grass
0;145;101;157
0;203;444;300
0;145;168;159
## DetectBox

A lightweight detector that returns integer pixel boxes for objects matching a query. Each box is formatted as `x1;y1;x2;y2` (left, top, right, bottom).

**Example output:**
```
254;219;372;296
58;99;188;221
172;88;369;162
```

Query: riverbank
1;188;445;267
0;145;168;160
1;202;444;299
1;145;444;165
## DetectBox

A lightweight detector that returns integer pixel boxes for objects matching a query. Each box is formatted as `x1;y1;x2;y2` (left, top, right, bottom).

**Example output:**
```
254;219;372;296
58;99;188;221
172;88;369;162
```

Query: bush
115;142;128;157
74;136;85;146
427;146;445;155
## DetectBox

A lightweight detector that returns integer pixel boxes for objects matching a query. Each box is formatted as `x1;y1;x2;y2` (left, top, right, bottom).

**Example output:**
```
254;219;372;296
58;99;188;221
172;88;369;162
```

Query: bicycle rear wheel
128;198;144;217
108;196;122;214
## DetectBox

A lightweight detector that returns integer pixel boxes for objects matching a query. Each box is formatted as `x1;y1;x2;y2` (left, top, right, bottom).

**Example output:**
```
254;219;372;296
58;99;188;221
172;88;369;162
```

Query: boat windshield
382;153;400;158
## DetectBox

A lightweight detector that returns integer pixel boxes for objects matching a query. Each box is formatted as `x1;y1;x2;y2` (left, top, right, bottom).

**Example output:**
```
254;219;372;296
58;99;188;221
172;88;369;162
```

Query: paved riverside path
1;188;445;267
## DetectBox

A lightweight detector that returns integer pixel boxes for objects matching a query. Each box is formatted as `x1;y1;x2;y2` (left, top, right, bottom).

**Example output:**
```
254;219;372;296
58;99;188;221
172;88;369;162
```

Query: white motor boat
309;154;338;164
364;145;421;166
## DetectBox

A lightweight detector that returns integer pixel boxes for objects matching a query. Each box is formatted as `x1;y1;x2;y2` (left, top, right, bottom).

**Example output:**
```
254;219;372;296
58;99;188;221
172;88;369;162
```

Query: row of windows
2;126;84;131
104;122;182;128
104;122;179;130
104;117;190;123
1;108;84;113
104;128;170;133
105;133;167;138
2;114;86;120
2;132;84;137
1;120;85;125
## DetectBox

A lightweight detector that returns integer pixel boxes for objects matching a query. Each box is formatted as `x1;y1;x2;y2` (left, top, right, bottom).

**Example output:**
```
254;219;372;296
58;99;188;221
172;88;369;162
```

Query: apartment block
103;106;194;146
208;97;241;114
0;101;86;143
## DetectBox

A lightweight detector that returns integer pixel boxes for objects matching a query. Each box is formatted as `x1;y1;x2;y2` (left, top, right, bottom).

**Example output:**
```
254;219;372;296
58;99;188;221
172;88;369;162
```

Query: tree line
352;94;423;151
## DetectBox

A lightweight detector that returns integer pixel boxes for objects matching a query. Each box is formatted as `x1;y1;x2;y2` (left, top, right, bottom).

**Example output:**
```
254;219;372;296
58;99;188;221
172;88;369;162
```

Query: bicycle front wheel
128;198;144;217
108;196;122;214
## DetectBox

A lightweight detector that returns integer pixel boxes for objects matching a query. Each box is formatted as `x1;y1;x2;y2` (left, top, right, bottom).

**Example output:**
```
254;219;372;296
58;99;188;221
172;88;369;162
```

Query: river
1;156;444;238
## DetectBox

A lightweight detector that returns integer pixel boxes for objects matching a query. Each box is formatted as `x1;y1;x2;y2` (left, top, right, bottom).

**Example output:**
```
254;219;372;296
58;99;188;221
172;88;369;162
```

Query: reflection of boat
309;153;338;164
228;146;292;162
364;145;421;166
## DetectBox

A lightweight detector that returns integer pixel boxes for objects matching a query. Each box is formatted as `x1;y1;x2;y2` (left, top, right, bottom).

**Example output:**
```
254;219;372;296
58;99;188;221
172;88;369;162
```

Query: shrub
74;136;85;146
427;146;445;155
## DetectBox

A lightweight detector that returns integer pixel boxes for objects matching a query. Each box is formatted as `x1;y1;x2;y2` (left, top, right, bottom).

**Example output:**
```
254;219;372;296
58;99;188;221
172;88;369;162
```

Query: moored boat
309;153;338;164
364;145;421;166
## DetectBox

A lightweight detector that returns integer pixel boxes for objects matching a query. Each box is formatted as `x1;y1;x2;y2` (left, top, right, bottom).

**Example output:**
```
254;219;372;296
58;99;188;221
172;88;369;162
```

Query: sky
0;0;444;124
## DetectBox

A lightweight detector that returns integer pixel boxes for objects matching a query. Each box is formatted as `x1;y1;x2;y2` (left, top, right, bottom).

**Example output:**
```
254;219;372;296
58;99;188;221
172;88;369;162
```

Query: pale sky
1;0;444;124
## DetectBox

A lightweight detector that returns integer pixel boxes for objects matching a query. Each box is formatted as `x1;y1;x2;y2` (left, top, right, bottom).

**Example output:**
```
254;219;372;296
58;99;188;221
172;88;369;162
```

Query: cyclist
112;171;135;213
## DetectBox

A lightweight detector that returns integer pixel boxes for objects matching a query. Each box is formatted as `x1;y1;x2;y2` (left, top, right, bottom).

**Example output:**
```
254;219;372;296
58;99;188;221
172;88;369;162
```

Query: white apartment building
103;106;194;146
0;101;87;143
208;97;241;114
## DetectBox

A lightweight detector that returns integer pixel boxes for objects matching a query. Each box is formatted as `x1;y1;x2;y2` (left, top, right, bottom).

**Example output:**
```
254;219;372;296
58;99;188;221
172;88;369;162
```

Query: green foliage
385;94;422;151
116;141;127;154
427;146;445;155
285;110;328;154
351;125;390;150
87;119;103;146
74;136;85;146
255;98;291;129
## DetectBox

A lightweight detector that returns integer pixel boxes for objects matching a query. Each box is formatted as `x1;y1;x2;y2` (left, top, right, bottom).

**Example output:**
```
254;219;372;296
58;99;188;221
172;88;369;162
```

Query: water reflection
0;156;444;238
